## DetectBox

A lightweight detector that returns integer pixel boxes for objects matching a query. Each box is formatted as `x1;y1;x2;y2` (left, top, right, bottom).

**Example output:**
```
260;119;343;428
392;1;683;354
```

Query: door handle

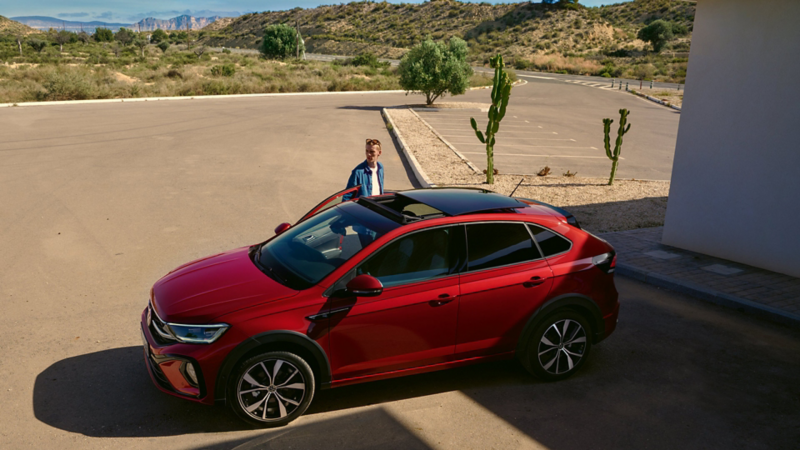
429;294;455;307
523;276;547;288
306;307;352;321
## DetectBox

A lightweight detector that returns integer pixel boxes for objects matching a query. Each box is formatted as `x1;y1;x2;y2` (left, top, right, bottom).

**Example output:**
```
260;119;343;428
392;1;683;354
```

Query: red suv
141;187;619;426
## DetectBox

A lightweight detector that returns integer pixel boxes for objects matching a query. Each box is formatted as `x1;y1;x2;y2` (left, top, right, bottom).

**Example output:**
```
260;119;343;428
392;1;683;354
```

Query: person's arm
343;169;358;201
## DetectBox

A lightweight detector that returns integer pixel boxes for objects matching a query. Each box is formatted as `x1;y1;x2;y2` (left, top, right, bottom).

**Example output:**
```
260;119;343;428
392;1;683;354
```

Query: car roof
396;188;526;216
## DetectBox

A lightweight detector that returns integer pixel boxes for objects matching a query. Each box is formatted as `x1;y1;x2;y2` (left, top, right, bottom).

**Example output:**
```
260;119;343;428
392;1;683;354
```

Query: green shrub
210;63;236;77
157;41;170;53
37;68;95;101
260;24;304;60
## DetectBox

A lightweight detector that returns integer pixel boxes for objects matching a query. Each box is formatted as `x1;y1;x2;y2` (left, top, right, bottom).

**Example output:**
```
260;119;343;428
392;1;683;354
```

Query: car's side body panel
327;275;460;380
456;260;554;358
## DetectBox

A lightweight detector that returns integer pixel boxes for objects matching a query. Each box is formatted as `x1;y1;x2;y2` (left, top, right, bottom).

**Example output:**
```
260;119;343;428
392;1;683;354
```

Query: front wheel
229;351;315;427
523;310;592;381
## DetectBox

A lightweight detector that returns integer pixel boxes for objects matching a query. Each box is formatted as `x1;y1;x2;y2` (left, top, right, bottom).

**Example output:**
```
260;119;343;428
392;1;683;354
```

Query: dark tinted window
466;223;541;271
357;227;460;287
528;224;572;257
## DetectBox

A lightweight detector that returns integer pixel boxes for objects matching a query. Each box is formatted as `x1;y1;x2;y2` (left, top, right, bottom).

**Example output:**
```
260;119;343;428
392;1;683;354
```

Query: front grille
148;304;177;345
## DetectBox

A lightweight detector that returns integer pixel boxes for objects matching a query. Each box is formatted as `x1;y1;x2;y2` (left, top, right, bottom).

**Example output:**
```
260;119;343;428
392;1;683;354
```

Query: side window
357;227;459;287
527;224;572;257
466;223;542;271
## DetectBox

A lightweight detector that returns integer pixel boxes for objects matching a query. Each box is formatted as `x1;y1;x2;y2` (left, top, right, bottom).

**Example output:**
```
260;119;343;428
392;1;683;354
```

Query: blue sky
6;1;632;23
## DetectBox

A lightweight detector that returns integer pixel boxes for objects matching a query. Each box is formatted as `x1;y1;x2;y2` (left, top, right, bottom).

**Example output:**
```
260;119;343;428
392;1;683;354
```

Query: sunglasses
366;139;381;147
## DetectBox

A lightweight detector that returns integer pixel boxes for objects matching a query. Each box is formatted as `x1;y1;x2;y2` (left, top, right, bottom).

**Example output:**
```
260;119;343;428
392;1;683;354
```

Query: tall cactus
470;54;512;184
602;108;632;186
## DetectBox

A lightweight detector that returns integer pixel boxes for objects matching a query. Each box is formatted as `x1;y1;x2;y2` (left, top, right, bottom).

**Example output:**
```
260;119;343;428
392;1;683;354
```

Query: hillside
0;15;41;35
10;16;129;32
198;0;695;68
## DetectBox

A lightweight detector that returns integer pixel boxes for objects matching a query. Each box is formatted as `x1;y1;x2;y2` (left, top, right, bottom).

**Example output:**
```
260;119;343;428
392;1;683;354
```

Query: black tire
228;351;315;427
522;310;592;381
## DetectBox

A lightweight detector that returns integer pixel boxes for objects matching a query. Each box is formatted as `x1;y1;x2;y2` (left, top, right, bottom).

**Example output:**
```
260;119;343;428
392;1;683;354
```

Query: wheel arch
515;294;605;361
214;330;332;404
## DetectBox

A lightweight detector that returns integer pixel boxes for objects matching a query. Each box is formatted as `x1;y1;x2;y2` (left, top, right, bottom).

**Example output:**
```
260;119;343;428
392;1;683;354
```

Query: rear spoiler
514;197;581;229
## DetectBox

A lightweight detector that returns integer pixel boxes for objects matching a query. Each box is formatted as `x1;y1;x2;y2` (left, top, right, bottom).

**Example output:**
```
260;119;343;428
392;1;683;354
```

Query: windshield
257;202;400;290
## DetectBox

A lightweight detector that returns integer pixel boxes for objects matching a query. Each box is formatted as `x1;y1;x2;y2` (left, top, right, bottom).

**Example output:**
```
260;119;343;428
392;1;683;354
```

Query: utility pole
295;19;299;59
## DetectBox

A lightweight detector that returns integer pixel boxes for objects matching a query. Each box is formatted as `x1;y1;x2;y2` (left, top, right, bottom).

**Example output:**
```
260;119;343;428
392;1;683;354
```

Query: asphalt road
3;88;794;450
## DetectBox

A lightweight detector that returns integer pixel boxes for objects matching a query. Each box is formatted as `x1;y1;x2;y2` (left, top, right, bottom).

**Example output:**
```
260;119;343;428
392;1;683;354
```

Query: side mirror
274;222;291;235
346;274;383;297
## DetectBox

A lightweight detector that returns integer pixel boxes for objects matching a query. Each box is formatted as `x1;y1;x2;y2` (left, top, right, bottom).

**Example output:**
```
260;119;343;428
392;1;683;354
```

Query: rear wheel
523;310;592;381
229;351;315;427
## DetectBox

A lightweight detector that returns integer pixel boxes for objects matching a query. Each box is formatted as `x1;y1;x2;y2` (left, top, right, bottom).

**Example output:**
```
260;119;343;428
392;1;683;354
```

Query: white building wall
662;0;800;277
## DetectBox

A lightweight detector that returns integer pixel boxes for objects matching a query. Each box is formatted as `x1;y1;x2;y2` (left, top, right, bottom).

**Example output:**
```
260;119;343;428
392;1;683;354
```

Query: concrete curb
616;263;800;328
0;89;408;108
407;108;481;174
382;107;435;188
629;90;682;111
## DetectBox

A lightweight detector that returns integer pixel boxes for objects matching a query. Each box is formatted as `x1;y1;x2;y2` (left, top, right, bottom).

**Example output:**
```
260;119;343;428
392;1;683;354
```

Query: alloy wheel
537;319;587;375
237;358;307;422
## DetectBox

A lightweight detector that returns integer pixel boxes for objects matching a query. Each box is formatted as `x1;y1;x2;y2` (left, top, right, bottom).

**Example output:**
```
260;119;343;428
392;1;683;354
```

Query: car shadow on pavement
32;345;536;438
196;407;432;450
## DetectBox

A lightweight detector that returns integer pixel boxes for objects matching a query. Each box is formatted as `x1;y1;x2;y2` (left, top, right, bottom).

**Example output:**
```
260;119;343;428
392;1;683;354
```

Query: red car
141;187;619;426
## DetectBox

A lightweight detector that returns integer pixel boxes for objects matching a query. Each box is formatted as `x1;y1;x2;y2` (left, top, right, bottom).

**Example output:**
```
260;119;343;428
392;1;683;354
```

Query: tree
259;24;304;60
397;37;473;105
150;29;168;43
637;20;674;53
133;37;148;57
28;39;47;53
115;28;134;45
76;31;91;43
54;31;72;52
157;41;170;53
94;28;113;42
15;34;24;56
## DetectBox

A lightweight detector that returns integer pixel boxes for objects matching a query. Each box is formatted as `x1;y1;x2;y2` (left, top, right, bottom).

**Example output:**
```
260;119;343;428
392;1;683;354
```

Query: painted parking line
460;152;618;159
432;128;558;133
455;143;593;149
447;138;576;142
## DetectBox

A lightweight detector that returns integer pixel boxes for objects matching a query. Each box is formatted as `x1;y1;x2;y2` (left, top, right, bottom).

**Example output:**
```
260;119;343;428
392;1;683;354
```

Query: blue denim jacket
344;161;384;200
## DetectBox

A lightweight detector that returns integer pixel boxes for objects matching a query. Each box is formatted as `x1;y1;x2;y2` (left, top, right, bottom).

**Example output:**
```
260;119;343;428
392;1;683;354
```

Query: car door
327;225;465;380
297;186;361;224
456;222;554;358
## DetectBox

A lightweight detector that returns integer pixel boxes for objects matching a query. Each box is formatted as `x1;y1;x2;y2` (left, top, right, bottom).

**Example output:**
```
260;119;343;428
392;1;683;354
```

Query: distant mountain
132;15;223;31
0;15;41;35
11;14;226;33
11;16;130;32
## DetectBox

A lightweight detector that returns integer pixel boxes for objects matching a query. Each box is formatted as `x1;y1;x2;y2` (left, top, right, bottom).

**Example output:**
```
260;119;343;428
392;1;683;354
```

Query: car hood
152;246;298;323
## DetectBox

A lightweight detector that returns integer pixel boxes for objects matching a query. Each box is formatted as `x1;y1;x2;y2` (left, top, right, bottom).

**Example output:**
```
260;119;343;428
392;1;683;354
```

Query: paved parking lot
3;84;796;449
417;78;680;180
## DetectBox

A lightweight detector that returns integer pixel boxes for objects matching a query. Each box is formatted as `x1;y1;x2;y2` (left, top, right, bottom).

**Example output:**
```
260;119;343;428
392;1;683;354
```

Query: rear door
297;186;361;224
456;222;554;358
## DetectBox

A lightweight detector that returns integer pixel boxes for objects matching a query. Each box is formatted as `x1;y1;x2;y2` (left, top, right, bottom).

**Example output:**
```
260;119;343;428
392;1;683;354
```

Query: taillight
592;251;616;274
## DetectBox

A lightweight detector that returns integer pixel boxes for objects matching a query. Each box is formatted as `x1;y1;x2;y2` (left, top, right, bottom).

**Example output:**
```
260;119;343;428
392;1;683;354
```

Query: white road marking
457;144;600;149
460;151;619;159
518;75;556;80
447;138;576;142
525;120;529;123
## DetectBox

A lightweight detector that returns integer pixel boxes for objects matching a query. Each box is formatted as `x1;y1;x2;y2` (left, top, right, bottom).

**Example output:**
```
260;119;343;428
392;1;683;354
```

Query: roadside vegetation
200;0;694;83
0;23;499;103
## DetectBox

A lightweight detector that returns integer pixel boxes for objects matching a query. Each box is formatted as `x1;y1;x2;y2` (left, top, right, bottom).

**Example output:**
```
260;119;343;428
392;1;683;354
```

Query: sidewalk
599;227;800;327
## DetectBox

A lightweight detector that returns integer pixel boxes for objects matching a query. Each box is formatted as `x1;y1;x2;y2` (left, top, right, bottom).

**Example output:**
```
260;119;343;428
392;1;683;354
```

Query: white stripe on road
460;151;620;159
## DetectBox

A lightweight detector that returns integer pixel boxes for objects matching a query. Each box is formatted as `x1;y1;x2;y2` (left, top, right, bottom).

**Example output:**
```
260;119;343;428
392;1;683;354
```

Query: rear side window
527;224;572;257
466;223;542;271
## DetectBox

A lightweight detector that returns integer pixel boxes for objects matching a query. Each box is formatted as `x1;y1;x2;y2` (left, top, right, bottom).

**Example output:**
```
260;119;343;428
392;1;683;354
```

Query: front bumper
140;308;225;405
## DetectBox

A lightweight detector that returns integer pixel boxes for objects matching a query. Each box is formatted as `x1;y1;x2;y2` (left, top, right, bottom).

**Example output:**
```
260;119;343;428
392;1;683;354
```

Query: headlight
166;323;229;344
149;304;229;344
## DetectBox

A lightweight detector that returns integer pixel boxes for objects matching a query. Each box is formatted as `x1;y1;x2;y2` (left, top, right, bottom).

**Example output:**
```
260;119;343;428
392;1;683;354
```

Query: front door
456;222;554;358
328;226;465;380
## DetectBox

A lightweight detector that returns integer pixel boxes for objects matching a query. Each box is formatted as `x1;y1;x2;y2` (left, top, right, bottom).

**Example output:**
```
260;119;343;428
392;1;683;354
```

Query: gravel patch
386;106;670;233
